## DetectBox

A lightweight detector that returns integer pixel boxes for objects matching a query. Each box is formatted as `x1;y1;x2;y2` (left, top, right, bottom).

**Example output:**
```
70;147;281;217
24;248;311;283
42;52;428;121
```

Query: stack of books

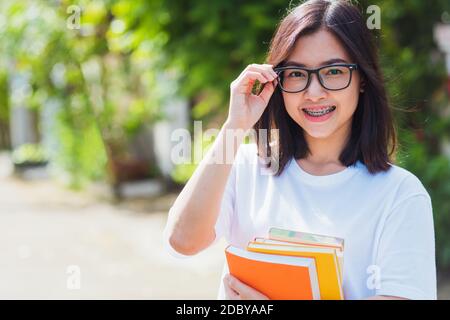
225;227;344;300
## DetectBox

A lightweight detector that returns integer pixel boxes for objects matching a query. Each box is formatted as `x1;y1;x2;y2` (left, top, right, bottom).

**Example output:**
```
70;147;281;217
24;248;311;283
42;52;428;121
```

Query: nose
304;73;327;101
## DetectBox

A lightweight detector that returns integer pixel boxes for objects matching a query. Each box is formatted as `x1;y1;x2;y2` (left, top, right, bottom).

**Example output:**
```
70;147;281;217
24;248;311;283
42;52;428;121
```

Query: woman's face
281;29;362;140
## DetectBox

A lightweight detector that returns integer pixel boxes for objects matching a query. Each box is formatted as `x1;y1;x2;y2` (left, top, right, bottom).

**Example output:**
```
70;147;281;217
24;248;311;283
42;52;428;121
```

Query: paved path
0;155;227;299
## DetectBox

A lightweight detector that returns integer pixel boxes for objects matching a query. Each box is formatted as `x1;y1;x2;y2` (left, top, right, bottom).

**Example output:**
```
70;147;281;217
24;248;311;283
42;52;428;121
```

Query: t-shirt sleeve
374;193;437;300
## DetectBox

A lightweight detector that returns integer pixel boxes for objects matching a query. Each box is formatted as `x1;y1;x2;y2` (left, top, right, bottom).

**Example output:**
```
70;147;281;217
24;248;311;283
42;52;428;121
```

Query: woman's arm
166;121;244;256
165;64;278;256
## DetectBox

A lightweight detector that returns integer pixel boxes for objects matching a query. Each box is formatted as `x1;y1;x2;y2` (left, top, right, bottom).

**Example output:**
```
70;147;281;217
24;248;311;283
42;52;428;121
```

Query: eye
326;68;343;75
287;71;306;78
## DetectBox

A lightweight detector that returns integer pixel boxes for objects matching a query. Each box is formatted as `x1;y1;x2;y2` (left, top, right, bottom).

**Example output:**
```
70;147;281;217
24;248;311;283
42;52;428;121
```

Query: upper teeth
304;106;336;115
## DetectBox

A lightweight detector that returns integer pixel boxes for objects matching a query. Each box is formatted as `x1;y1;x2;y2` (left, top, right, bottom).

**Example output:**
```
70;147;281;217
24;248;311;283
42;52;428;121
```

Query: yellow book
247;240;344;300
267;227;345;284
254;237;344;284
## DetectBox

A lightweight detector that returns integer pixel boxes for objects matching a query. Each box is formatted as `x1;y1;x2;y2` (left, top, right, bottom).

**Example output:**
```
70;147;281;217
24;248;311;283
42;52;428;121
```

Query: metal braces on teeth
304;106;336;116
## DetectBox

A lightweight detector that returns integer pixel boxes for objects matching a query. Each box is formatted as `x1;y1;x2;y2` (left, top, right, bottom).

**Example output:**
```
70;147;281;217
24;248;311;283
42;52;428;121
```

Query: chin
302;127;334;139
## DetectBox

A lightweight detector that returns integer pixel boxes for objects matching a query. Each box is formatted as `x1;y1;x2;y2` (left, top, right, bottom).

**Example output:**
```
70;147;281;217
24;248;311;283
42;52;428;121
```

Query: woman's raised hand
226;63;278;131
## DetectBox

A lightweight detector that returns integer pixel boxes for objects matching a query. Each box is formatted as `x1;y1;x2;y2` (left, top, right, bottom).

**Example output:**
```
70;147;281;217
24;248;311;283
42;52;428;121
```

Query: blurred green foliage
365;0;450;269
0;70;9;121
0;69;10;149
0;0;166;188
0;0;449;269
11;143;48;165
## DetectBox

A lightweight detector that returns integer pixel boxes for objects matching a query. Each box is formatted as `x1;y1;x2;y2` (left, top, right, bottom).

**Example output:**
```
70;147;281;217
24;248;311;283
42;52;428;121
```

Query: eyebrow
284;58;349;67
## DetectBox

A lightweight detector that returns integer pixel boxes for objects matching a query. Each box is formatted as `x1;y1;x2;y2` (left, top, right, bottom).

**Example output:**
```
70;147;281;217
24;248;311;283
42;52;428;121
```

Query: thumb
227;275;264;299
227;275;247;293
257;80;277;105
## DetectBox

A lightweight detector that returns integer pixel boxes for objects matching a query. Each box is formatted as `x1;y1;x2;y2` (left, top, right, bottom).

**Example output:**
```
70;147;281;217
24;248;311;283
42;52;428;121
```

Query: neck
302;124;351;167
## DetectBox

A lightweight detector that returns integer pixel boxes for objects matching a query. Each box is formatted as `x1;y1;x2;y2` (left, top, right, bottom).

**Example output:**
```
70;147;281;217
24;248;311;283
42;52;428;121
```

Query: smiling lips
301;105;337;121
302;104;336;111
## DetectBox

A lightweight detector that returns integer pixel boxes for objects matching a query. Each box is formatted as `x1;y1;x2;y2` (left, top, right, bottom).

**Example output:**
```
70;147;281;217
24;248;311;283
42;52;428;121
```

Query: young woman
164;0;436;300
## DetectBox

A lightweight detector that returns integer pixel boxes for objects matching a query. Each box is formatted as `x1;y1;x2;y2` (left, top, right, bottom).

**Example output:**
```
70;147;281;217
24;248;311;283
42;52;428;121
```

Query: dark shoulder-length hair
253;0;397;175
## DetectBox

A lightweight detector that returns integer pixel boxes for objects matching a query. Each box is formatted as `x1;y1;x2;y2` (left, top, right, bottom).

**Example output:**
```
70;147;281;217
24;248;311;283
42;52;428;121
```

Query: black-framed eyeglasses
274;63;358;93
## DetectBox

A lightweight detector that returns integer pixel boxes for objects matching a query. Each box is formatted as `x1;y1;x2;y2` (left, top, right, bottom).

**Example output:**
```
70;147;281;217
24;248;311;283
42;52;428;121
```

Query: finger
261;64;279;79
250;64;278;80
246;64;277;82
257;79;277;103
227;275;251;298
234;71;269;95
223;278;240;300
241;71;268;84
244;63;277;81
240;69;272;85
228;275;269;300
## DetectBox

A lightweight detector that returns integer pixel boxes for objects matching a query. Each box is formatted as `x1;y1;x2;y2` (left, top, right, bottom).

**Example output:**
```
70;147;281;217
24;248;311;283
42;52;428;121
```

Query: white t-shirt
165;143;437;300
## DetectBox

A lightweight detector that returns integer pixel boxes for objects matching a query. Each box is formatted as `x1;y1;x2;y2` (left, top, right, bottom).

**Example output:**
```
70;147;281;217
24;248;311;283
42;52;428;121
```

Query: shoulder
351;161;432;215
357;161;428;195
367;162;432;212
384;163;429;199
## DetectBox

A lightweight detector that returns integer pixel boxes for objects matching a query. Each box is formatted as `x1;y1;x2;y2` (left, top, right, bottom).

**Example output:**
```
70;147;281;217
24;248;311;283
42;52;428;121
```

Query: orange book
225;245;321;300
